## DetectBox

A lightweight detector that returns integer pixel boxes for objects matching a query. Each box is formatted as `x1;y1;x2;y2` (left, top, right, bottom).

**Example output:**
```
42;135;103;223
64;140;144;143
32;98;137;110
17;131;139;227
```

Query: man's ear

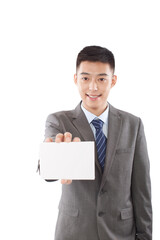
74;74;77;85
111;75;117;88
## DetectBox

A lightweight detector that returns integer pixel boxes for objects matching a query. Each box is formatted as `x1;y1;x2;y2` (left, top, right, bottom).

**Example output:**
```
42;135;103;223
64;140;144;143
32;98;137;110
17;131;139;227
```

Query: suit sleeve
131;118;152;240
44;113;62;182
44;113;62;141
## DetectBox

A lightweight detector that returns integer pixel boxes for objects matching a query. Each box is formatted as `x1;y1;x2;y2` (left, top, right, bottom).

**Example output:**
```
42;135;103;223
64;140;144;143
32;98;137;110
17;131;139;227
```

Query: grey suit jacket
45;102;152;240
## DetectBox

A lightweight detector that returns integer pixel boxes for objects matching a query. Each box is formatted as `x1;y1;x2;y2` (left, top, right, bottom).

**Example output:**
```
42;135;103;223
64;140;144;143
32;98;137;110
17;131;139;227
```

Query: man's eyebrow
80;72;109;76
80;72;90;75
97;73;109;76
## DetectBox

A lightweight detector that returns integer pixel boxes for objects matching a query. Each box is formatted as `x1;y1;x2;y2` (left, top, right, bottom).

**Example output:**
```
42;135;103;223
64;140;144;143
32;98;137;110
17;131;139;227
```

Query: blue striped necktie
91;119;107;172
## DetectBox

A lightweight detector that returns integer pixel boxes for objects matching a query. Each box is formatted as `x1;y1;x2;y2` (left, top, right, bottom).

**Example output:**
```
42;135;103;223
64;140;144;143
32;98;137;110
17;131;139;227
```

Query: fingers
61;179;72;185
55;133;64;143
64;132;72;142
55;132;72;143
52;132;81;143
73;137;81;142
45;137;53;142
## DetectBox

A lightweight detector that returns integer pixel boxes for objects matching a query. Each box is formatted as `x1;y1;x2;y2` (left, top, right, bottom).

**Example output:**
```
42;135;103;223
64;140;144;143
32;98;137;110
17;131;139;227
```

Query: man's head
76;45;115;73
74;46;117;116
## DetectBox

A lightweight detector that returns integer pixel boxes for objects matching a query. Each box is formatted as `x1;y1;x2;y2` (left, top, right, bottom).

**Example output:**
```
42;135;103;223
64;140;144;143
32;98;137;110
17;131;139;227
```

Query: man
44;46;152;240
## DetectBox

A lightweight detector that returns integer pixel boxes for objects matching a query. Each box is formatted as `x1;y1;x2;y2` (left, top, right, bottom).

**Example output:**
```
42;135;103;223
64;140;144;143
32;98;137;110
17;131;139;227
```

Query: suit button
98;211;105;217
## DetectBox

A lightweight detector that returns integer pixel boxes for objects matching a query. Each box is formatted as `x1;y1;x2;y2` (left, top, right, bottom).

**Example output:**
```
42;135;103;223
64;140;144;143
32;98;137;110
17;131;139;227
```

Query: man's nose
89;80;98;91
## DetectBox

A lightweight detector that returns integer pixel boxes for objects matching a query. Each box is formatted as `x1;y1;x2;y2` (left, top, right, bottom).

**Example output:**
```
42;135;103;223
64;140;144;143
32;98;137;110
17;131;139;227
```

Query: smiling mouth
86;94;102;100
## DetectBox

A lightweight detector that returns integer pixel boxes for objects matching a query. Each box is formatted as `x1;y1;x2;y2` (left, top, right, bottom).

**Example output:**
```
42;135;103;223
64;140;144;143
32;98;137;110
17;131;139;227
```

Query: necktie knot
91;119;104;130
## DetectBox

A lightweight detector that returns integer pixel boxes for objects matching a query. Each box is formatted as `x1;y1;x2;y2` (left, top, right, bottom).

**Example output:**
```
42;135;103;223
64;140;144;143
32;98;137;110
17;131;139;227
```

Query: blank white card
39;142;95;180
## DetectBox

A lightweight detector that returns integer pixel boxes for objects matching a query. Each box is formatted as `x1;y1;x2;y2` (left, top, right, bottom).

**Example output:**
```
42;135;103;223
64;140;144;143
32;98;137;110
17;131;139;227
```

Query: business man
44;46;152;240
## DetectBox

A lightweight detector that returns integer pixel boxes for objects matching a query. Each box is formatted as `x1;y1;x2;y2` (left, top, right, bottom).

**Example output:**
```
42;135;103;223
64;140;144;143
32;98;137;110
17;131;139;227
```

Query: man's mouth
86;94;102;100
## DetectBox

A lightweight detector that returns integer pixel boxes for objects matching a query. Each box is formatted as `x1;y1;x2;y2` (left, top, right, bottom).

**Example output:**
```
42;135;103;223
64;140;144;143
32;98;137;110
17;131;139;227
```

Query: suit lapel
72;104;95;142
100;104;122;190
68;102;102;175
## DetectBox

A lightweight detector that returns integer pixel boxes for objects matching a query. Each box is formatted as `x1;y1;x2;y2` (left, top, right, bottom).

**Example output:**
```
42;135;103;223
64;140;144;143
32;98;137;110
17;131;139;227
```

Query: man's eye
99;78;105;81
82;77;88;81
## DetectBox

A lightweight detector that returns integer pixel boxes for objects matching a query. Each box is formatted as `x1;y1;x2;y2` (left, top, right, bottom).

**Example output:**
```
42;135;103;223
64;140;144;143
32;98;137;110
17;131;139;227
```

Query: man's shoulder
109;103;140;125
47;109;73;117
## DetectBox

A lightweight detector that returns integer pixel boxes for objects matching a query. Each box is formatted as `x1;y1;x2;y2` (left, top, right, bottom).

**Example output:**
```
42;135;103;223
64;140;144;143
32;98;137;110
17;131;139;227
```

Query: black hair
76;45;115;73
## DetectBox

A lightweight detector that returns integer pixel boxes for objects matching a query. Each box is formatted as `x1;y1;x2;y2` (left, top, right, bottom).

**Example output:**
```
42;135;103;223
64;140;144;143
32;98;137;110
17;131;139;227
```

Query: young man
44;46;152;240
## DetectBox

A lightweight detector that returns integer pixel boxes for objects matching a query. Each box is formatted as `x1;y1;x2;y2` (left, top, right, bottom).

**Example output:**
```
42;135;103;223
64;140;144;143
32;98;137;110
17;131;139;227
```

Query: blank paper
39;141;95;180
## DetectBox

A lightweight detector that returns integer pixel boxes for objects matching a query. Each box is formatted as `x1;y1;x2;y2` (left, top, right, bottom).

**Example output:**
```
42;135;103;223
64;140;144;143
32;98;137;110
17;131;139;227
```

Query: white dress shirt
81;102;109;139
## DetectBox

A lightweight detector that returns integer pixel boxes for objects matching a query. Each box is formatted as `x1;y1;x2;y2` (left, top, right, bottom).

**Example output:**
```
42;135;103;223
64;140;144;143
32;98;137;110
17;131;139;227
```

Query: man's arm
131;118;152;240
45;114;62;142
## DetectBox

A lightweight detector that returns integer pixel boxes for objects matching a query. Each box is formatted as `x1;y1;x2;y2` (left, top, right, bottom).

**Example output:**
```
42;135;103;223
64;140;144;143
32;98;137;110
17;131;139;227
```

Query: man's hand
45;132;81;185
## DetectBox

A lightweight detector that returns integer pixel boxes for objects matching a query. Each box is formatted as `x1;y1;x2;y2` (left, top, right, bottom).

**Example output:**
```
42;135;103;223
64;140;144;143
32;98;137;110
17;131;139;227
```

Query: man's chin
84;102;101;111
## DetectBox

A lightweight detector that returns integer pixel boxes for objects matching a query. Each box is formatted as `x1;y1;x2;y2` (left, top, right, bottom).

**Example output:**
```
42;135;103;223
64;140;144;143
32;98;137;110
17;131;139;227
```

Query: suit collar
80;102;109;125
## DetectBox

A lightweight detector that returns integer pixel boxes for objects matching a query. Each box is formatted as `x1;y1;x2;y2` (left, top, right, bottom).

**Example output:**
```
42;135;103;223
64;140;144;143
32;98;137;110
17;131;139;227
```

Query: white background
0;0;159;239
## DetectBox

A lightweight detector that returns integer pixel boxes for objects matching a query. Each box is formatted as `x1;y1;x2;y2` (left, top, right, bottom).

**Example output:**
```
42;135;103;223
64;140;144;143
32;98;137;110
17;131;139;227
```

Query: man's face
74;61;117;116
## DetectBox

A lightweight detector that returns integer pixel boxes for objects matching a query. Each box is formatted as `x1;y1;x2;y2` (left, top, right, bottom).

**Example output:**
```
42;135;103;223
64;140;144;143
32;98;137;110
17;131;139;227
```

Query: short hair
76;45;115;73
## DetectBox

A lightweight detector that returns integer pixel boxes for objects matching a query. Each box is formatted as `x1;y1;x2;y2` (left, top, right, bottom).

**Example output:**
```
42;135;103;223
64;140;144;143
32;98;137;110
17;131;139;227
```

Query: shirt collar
81;102;109;125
